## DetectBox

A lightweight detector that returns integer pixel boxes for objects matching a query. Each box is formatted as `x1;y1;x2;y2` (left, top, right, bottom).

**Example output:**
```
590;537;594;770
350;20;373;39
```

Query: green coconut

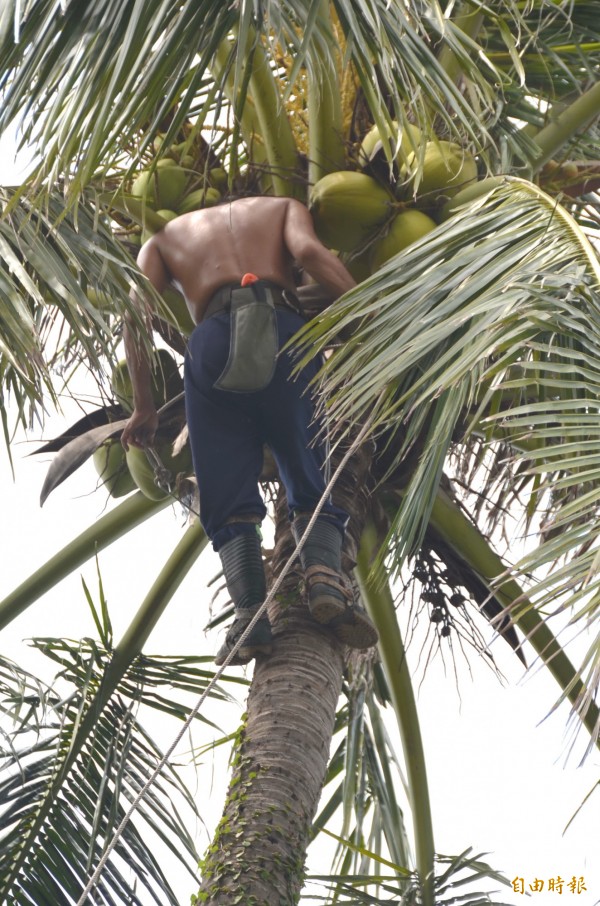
141;209;178;244
160;287;195;335
370;209;437;271
93;439;136;498
171;141;189;161
149;348;183;404
111;359;135;411
439;175;505;221
177;187;222;215
111;348;183;412
86;287;113;311
155;160;187;210
155;209;178;223
125;439;193;501
179;154;195;170
209;167;228;190
309;171;393;252
341;246;373;283
131;160;188;211
406;141;477;199
359;121;422;169
131;169;153;201
152;134;166;154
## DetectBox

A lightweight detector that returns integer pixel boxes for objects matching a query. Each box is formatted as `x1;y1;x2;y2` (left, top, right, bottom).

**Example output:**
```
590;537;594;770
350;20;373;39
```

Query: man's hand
121;407;159;452
295;283;336;315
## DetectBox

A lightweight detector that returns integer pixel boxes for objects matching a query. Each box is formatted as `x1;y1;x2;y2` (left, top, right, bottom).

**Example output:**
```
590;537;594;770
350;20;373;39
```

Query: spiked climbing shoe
304;563;351;623
306;566;378;649
328;598;379;650
214;607;273;666
292;514;378;650
292;515;348;621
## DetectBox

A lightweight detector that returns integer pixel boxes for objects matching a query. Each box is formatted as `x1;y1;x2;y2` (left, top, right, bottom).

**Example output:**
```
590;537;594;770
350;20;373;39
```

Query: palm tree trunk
196;440;373;905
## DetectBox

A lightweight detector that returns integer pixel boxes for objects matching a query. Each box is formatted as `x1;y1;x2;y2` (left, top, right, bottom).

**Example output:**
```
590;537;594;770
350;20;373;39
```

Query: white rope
75;407;379;905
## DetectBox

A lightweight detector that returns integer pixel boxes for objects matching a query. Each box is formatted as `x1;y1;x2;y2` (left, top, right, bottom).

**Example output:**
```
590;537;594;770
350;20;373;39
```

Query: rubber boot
291;514;378;650
214;532;273;666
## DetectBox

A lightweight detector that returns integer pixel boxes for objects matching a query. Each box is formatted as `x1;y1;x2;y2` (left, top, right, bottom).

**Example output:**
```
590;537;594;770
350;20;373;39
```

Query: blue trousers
184;308;348;551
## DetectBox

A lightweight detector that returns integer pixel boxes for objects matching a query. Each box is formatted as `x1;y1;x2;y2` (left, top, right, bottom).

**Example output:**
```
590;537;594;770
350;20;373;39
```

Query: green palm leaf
295;177;600;566
306;845;511;905
0;639;238;905
314;659;413;894
0;519;218;902
0;0;237;192
292;176;600;729
0;186;150;442
484;0;600;102
0;0;554;200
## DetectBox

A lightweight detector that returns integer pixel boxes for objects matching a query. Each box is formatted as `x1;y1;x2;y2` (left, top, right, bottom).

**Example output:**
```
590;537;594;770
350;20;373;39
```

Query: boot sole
309;592;347;624
329;610;379;650
309;590;379;650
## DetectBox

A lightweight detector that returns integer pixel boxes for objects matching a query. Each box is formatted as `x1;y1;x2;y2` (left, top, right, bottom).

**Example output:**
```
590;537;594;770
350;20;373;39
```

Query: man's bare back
136;196;355;324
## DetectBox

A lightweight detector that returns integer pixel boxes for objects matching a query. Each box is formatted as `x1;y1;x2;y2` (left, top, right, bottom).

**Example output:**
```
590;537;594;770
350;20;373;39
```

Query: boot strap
304;564;352;601
233;605;263;622
225;606;267;645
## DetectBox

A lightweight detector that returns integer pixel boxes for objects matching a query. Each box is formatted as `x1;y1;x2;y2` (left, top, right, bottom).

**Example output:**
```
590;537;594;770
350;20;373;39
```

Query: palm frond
426;484;600;747
0;0;236;192
0;0;556;201
304;845;511;905
483;0;600;103
293;176;600;727
0;518;225;903
313;654;413;899
295;177;600;571
0;491;169;632
0;635;240;906
356;537;438;905
0;186;151;443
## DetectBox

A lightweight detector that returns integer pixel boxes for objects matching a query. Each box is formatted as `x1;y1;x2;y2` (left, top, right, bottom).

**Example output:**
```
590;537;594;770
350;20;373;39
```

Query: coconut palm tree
1;0;600;903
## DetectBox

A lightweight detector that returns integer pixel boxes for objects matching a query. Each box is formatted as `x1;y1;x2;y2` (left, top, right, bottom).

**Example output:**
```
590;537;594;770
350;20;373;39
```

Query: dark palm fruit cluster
413;549;467;638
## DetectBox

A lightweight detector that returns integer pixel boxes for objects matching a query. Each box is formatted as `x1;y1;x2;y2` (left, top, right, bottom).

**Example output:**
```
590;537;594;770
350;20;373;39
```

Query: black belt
203;281;302;319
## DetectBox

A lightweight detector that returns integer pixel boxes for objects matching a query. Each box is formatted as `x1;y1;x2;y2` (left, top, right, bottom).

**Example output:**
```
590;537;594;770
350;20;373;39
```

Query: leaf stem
0;491;169;632
307;0;346;185
357;526;436;906
530;81;600;172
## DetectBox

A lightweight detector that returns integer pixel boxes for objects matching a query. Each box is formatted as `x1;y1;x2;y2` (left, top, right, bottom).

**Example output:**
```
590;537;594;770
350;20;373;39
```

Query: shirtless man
121;196;377;665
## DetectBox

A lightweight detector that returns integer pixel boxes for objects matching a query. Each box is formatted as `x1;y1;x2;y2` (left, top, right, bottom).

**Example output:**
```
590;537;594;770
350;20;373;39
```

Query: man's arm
283;200;356;299
120;239;169;451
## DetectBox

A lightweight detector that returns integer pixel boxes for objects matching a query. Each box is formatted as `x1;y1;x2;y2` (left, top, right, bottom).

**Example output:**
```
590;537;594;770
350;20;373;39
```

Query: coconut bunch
309;121;479;280
109;125;231;246
94;348;192;500
99;129;233;337
130;138;227;241
130;135;230;334
94;432;193;501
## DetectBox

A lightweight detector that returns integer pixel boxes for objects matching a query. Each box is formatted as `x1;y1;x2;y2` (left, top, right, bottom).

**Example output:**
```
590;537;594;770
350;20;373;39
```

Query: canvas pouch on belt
214;281;278;392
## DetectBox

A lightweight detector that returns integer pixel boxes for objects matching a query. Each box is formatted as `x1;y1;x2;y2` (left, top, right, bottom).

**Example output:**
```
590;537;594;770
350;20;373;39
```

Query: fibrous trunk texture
196;439;373;905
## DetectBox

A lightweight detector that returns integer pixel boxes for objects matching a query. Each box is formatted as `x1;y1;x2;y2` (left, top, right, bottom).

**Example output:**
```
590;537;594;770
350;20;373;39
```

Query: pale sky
1;128;599;906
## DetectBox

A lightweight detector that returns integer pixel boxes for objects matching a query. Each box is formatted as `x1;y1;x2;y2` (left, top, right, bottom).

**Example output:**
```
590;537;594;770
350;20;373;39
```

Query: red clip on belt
241;273;259;286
